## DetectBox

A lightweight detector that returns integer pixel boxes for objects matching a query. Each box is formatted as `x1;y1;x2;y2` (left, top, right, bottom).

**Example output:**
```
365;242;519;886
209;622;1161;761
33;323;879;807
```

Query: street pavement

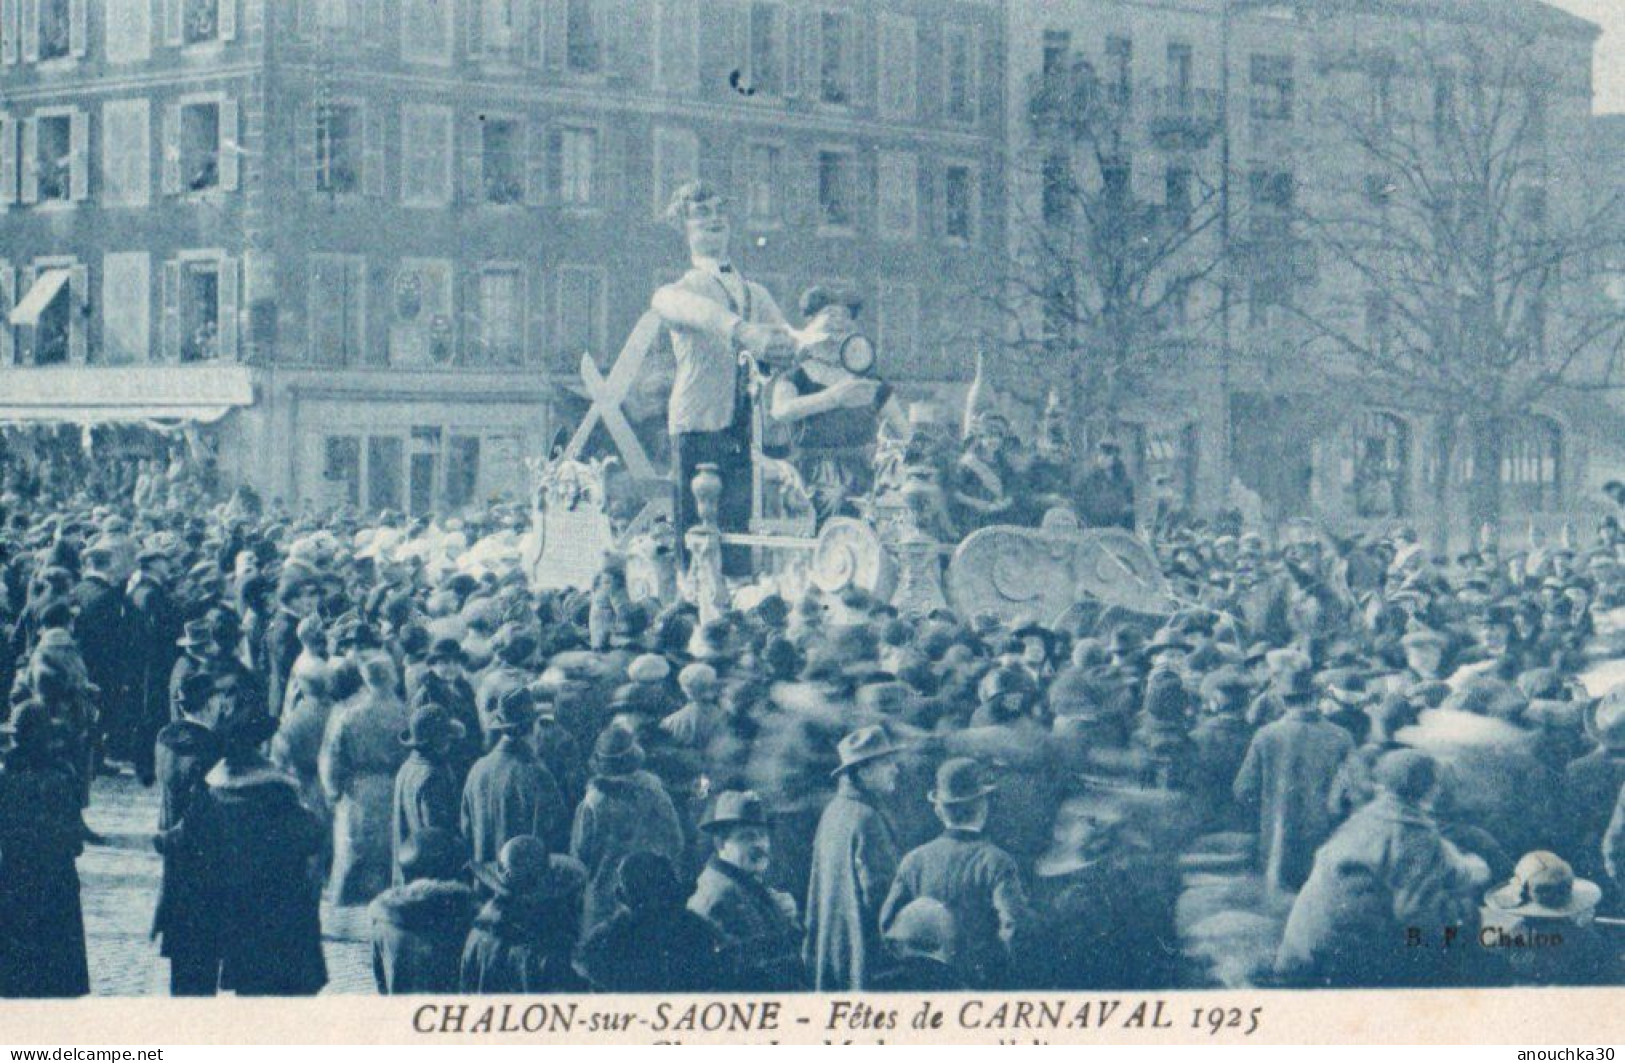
80;773;375;996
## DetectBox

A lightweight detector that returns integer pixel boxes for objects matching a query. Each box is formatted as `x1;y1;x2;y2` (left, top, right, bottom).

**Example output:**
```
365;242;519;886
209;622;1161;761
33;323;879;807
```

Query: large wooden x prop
565;309;663;481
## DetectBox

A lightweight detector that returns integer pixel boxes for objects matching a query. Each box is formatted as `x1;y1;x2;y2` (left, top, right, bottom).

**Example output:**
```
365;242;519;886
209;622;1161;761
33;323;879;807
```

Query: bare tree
974;50;1225;441
1287;12;1625;537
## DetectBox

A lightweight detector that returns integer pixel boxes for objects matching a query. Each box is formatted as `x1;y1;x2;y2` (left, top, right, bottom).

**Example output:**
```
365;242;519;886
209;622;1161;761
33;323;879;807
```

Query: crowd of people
1;453;1623;998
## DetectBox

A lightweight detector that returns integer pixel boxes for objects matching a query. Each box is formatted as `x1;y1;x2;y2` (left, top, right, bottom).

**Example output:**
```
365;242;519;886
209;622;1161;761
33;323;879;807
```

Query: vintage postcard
0;0;1622;1048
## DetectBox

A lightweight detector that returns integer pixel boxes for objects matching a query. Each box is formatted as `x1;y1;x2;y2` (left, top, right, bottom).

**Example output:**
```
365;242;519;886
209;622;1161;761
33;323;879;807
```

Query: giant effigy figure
769;284;908;524
650;181;795;576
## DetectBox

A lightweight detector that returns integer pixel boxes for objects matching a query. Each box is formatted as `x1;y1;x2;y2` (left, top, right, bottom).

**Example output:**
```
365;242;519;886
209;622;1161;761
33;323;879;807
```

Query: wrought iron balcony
1143;86;1223;149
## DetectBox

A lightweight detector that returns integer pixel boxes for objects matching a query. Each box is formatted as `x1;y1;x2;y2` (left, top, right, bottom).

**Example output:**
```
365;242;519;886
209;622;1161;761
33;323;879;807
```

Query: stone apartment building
0;0;1003;512
1004;0;1612;543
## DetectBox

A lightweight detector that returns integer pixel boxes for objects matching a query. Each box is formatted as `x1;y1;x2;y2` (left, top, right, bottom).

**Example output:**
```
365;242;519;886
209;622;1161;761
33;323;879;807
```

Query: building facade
0;0;1004;513
1004;0;1612;544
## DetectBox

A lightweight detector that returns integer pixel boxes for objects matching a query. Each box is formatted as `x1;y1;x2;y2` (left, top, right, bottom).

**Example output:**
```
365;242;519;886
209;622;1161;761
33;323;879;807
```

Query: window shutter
461;118;483;204
21;0;35;61
300;102;319;192
0;263;13;363
851;11;874;110
523;0;542;64
69;108;88;201
0;116;14;204
161;259;180;360
161;103;180;194
516;266;531;364
524;120;549;205
542;0;565;71
462;268;482;364
218;256;239;360
362;105;385;197
163;0;181;45
917;156;935;238
68;0;85;56
1;0;16;64
781;5;799;97
601;125;627;211
17;265;33;361
67;263;87;362
467;0;483;58
722;0;743;89
799;9;818;103
603;0;631;77
219;97;240;191
20;116;36;203
219;0;236;41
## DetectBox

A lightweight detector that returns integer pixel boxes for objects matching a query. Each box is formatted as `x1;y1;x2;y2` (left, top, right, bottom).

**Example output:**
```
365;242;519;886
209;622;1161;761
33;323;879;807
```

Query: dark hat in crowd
929;757;996;805
1372;748;1439;804
699;789;770;834
488;686;539;733
494;623;539;666
3;700;63;753
397;827;467;884
474;836;587;900
399;703;466;751
177;618;213;653
214;702;277;754
427;637;467;666
831;724;902;777
590;724;646;777
615;851;685;913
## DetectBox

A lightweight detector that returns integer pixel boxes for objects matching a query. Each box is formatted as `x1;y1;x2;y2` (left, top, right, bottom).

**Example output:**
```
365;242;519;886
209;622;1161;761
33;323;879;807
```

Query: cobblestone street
79;774;375;997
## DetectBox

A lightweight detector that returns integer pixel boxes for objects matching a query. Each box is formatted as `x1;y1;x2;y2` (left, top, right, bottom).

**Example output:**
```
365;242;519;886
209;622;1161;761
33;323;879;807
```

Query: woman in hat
458;837;586;993
157;696;327;996
460;687;568;867
414;637;483;771
1481;850;1612;985
320;652;410;906
0;701;90;997
391;704;467;889
151;672;226;995
768;285;905;523
688;790;805;990
570;723;684;934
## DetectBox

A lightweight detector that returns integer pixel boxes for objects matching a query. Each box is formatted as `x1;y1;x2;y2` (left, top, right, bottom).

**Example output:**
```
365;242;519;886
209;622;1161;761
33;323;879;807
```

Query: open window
181;100;220;191
481;118;524;205
315;103;360;196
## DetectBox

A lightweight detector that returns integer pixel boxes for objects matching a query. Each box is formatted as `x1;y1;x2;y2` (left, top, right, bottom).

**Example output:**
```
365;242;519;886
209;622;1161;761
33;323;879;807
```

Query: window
308;255;365;365
556;266;606;367
368;436;404;512
744;142;782;227
559;126;597;207
876;281;919;371
476;266;524;365
1042;151;1072;226
34;114;72;203
181;260;220;362
481;118;524;205
1250;54;1294;121
1249;169;1294;212
944;25;976;123
315;103;361;196
816;149;853;231
409;427;442;515
943;164;975;242
102;100;150;207
651;126;697;217
877;152;916;240
476;0;523;63
878;15;917;119
1167;43;1193;107
182;0;220;45
818;10;851;105
1102;158;1130;210
748;1;784;97
655;0;698;92
1502;416;1561;513
388;258;454;366
1042;30;1071;76
402;0;452;63
180;100;220;192
323;436;362;507
1105;35;1132;108
29;262;77;365
38;0;70;59
401;105;453;207
566;0;600;74
1363;291;1392;359
1165;165;1192;220
1432;72;1455;147
105;0;151;62
446;436;482;510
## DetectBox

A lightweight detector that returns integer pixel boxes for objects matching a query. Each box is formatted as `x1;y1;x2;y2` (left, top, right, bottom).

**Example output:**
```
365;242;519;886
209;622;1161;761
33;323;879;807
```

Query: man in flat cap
652;180;795;576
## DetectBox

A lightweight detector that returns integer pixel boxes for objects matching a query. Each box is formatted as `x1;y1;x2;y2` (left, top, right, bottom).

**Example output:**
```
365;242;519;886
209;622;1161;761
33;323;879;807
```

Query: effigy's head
666;180;731;259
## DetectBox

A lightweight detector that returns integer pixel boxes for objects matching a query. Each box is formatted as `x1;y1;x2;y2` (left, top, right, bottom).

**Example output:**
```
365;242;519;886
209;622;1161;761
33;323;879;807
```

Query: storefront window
366;435;403;512
1351;411;1409;519
323;435;361;506
1502;415;1561;513
447;435;481;509
181;261;220;363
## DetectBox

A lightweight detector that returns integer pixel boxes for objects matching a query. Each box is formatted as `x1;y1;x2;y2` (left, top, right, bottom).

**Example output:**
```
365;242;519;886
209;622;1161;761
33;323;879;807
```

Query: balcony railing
1026;67;1128;142
1142;85;1223;148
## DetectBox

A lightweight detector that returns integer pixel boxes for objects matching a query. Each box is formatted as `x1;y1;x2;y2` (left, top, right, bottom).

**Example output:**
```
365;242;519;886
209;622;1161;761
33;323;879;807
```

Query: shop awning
0;365;255;426
8;268;70;326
